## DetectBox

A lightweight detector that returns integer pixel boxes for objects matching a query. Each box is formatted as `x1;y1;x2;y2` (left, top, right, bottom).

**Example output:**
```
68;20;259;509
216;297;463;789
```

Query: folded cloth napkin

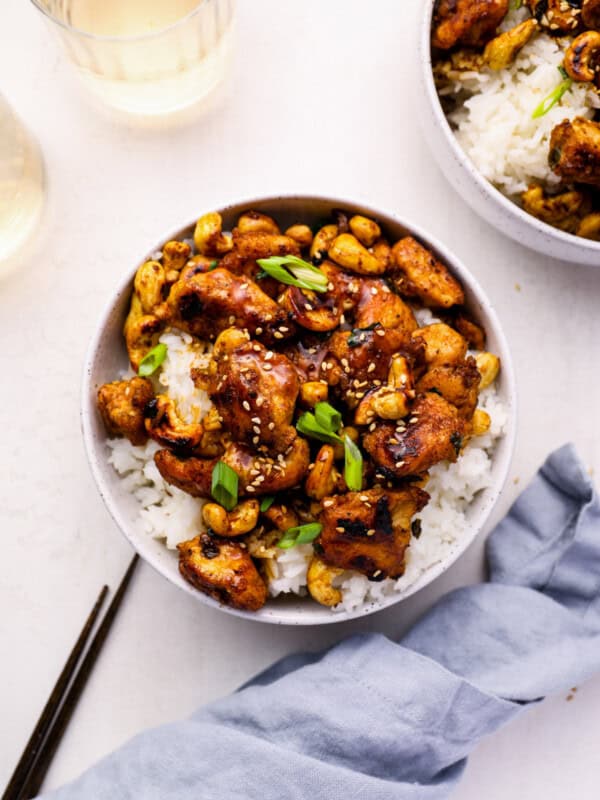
41;444;600;800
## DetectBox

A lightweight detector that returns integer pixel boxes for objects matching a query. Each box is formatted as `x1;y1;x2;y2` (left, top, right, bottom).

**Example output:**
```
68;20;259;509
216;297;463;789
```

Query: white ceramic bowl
418;2;600;266
82;195;516;625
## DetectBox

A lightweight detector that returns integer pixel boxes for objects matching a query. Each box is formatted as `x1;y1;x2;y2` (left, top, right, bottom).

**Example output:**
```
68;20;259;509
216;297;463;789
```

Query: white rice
440;9;600;199
107;329;507;612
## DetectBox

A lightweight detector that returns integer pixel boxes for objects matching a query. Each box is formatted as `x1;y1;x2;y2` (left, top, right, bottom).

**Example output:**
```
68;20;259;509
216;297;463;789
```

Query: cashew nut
144;394;205;450
577;212;600;240
162;240;192;273
471;408;491;437
124;294;164;372
306;557;343;607
484;19;537;71
285;224;313;248
134;260;166;314
354;355;414;424
305;445;342;500
299;380;329;407
202;499;260;537
193;212;233;256
328;233;386;275
349;215;381;247
263;504;299;532
475;353;501;390
310;224;338;259
236;211;280;235
564;30;600;83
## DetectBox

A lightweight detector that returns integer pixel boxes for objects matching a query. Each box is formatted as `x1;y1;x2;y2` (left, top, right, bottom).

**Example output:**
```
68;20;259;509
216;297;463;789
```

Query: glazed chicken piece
167;267;295;345
521;184;591;233
317;487;429;580
326;326;415;408
209;328;300;453
416;358;481;418
432;0;509;50
363;392;469;478
144;395;211;454
97;377;154;446
220;230;300;272
354;278;418;332
390;237;465;309
279;286;342;332
549;118;600;187
154;437;310;499
412;323;468;367
178;533;267;611
525;0;581;34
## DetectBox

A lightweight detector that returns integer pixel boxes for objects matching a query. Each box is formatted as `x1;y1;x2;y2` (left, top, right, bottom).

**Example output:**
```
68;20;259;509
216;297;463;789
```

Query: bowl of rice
419;0;600;265
82;195;516;625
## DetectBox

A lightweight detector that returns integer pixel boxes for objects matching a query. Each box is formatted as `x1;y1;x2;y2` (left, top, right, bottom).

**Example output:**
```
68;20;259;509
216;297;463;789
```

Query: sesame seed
252;436;260;444
395;460;405;468
360;333;366;341
323;499;334;507
249;468;260;476
253;344;261;352
251;416;261;424
255;327;263;335
265;351;274;360
256;397;264;407
369;423;376;431
263;363;273;370
268;422;275;430
356;392;365;399
264;313;273;321
246;485;256;492
373;570;382;578
340;314;346;324
409;417;418;423
367;363;376;373
371;287;378;295
228;315;236;324
273;332;284;340
240;282;248;289
341;358;349;367
327;282;334;291
375;328;386;337
359;494;369;502
367;529;375;536
242;401;251;411
255;475;265;483
336;526;345;533
253;425;261;434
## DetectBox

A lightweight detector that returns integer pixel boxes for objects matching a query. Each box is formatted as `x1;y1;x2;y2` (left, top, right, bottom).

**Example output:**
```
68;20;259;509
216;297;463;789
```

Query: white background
2;0;600;796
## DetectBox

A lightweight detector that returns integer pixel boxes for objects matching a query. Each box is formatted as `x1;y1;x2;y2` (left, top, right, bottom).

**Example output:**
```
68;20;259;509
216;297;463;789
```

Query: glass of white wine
0;95;45;279
29;0;236;116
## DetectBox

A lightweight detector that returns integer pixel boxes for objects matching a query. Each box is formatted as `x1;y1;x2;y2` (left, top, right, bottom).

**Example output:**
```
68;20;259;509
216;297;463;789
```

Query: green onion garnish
532;69;573;119
344;434;363;491
277;522;323;549
509;0;522;9
211;461;239;511
208;260;219;270
314;401;342;434
255;255;329;293
260;495;275;512
296;411;343;444
138;343;168;377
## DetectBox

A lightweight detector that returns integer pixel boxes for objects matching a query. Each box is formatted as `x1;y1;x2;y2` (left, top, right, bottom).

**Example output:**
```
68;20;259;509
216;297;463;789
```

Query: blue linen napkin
41;444;600;800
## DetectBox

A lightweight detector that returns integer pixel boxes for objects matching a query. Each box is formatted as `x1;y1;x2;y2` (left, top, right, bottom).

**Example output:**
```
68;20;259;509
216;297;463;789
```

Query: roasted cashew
236;211;280;235
475;352;501;389
305;445;342;500
483;19;537;71
299;380;329;407
564;30;600;83
162;240;192;274
263;504;299;532
310;224;338;259
577;212;600;240
134;260;166;314
471;408;491;437
202;499;260;537
354;355;414;424
193;212;233;256
124;295;164;372
328;233;386;275
349;215;381;247
144;394;205;450
306;557;343;607
285;224;313;248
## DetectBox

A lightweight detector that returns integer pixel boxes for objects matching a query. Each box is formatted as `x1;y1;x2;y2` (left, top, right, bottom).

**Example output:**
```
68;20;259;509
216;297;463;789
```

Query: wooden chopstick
2;585;109;800
3;553;139;800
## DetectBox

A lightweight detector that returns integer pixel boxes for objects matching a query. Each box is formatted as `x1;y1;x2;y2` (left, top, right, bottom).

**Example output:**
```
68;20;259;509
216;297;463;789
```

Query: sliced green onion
208;260;219;270
277;523;323;549
314;401;342;433
509;0;522;9
296;411;343;444
256;255;328;293
532;71;573;119
344;434;363;491
138;343;168;377
260;495;275;512
211;461;239;511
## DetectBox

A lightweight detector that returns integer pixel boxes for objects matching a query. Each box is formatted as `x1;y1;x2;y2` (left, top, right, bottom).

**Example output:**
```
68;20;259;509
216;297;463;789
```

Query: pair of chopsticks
3;554;139;800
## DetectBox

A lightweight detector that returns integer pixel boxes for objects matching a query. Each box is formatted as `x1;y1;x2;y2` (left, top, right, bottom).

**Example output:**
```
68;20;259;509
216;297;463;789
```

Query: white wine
36;0;235;115
0;98;44;278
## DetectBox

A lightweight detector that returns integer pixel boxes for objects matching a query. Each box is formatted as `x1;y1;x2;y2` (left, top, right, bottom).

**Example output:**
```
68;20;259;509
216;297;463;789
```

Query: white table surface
2;0;600;796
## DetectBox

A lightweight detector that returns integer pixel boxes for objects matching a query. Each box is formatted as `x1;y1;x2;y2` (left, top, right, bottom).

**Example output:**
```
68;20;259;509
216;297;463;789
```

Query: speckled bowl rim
419;1;600;263
81;194;517;625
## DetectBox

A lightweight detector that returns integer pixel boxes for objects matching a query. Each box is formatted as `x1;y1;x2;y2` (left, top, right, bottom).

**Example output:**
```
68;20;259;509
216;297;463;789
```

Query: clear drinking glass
0;95;45;278
29;0;236;115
